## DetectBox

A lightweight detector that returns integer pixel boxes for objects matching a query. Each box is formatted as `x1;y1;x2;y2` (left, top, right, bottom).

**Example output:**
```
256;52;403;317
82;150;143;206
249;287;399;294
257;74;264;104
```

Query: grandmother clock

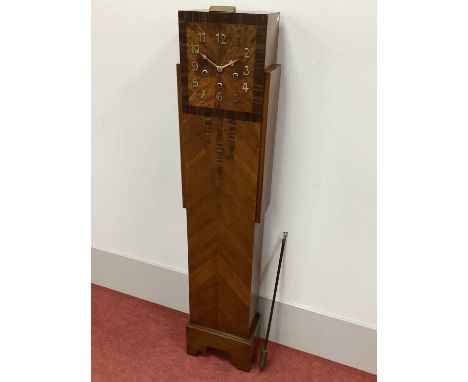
176;6;281;371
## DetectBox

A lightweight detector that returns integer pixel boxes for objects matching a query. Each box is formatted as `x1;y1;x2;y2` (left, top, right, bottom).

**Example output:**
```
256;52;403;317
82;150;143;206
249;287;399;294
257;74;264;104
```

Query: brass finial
209;6;236;13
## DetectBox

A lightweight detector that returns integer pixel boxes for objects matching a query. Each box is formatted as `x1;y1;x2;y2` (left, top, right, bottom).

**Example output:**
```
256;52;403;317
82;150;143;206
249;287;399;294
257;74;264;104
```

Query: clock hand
220;59;239;70
198;52;222;72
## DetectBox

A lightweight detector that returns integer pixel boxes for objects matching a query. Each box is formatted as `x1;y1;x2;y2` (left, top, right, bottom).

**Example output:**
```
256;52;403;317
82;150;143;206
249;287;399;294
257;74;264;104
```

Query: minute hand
199;52;221;72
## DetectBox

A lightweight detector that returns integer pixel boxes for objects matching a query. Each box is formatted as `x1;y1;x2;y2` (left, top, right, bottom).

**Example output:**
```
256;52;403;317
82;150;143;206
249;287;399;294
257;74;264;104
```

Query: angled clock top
179;11;277;122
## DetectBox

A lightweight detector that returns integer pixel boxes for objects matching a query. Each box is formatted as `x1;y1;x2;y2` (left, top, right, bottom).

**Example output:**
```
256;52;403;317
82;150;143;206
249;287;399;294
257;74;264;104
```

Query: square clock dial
186;22;256;112
179;11;271;121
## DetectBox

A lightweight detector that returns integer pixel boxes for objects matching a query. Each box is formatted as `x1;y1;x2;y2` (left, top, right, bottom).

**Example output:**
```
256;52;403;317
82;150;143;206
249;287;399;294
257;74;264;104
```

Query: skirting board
91;248;376;374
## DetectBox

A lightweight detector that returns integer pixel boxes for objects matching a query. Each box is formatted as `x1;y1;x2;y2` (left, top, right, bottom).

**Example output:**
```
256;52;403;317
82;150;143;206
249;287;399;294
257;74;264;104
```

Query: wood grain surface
177;9;280;372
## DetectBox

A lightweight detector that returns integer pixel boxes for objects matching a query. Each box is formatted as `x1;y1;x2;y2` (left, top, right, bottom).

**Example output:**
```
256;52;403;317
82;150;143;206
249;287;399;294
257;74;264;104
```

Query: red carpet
92;284;376;381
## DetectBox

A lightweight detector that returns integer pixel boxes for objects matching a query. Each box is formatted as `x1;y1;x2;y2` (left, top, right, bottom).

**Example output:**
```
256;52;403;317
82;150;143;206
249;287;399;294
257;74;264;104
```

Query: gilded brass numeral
242;82;249;92
243;48;249;58
197;32;206;43
216;33;227;45
192;62;198;71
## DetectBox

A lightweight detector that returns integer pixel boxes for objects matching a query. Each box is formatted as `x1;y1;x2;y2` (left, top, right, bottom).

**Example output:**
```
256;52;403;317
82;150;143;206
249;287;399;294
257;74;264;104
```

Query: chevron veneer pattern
181;115;261;338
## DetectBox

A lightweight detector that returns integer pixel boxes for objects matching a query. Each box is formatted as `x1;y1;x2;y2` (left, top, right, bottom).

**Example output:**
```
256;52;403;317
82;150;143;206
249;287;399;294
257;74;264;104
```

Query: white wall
92;0;376;328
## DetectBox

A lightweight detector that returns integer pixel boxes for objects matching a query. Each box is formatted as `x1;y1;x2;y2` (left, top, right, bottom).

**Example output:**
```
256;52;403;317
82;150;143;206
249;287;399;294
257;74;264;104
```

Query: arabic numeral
243;48;249;58
242;82;249;93
192;79;199;88
191;44;199;54
216;92;223;101
198;32;206;43
243;66;249;76
216;33;227;45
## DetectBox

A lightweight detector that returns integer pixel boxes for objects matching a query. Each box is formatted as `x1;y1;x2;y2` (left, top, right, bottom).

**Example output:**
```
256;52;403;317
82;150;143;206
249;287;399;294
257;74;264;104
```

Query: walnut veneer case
176;7;281;371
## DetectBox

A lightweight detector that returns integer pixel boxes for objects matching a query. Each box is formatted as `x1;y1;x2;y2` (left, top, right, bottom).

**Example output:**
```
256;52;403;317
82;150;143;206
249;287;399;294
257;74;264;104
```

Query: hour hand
220;59;239;70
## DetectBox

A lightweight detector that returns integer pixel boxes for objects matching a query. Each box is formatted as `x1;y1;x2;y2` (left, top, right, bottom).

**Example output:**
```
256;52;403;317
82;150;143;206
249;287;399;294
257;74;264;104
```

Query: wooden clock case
176;8;281;372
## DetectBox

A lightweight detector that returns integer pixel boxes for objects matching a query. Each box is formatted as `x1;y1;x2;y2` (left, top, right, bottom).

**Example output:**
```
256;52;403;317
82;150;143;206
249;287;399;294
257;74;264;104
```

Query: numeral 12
216;33;227;44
